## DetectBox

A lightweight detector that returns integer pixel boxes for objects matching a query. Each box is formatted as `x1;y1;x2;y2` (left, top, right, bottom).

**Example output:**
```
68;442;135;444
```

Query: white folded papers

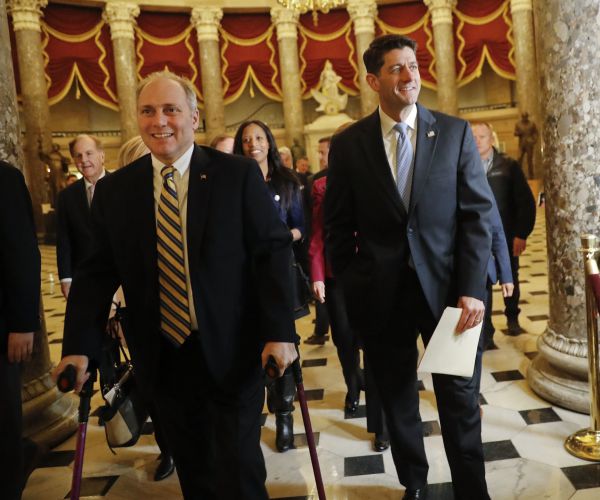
418;307;482;378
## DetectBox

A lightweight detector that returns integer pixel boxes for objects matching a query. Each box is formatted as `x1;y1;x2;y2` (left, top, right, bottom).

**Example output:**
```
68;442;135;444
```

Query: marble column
510;0;542;179
104;2;140;144
527;0;600;414
191;7;225;145
8;0;51;231
2;0;78;446
271;6;305;147
347;0;378;117
424;0;458;115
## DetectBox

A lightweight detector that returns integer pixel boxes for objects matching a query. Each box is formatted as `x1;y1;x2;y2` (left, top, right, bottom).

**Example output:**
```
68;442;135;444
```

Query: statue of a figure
514;112;538;179
44;142;70;207
311;60;348;115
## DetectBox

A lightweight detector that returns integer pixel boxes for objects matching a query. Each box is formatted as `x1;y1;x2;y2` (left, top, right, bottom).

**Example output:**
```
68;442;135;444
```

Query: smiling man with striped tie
53;71;297;500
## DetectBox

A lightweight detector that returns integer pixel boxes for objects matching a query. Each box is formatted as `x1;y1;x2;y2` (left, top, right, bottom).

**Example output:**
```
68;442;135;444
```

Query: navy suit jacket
0;162;40;353
62;145;296;390
488;202;512;285
324;105;494;333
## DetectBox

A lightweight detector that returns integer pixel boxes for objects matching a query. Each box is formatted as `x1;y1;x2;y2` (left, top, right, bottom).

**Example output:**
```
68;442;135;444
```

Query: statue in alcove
311;60;348;115
514;112;538;179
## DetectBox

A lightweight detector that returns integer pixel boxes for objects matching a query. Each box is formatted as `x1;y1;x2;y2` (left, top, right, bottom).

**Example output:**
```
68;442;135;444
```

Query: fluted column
3;0;78;446
510;0;541;178
527;0;600;414
347;0;378;117
104;2;140;143
424;0;458;115
8;0;51;231
271;6;305;147
191;7;225;144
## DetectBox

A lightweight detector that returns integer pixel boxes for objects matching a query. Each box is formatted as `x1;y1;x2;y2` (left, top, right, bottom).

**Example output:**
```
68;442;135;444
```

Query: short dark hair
363;34;418;75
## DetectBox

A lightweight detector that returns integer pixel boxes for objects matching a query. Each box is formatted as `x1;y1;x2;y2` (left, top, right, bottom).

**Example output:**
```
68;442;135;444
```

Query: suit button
408;228;414;234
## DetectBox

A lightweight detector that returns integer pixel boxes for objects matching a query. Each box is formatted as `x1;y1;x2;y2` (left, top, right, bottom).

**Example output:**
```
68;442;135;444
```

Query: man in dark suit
324;35;494;499
0;161;41;500
53;71;297;500
56;134;106;299
471;122;536;336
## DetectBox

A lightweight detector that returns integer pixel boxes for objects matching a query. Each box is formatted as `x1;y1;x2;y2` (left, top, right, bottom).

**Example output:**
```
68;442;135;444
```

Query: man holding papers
324;35;494;499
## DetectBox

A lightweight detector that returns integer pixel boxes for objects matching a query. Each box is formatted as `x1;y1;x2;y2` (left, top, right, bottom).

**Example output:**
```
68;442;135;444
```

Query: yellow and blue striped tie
157;165;191;346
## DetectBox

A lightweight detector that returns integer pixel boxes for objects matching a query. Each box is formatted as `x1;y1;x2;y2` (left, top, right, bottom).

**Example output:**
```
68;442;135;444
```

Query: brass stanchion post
564;234;600;461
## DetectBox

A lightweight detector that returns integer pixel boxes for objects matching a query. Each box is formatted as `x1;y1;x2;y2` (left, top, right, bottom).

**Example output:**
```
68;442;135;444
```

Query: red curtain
220;14;281;102
136;12;203;100
377;2;435;88
9;1;516;109
38;5;118;109
455;0;516;85
299;10;358;96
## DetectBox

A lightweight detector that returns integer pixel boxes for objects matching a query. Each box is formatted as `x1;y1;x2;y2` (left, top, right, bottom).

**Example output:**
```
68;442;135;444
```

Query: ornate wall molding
347;0;377;36
191;6;223;43
103;2;140;41
424;0;457;27
7;0;47;32
270;6;299;42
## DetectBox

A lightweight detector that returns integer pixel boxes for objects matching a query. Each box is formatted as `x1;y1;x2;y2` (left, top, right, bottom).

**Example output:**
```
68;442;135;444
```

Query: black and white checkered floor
25;208;600;499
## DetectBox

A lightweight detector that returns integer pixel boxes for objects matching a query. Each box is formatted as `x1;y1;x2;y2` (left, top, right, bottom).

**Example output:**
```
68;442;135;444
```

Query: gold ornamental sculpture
277;0;346;23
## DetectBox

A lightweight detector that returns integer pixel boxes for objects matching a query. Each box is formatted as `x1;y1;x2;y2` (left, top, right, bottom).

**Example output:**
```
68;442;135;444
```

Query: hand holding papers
418;307;482;378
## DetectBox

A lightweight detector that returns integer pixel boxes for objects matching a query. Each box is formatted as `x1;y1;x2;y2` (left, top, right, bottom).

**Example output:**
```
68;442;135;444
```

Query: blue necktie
394;122;413;211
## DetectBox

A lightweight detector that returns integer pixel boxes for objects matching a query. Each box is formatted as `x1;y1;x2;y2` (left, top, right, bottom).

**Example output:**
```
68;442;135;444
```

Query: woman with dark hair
234;120;304;453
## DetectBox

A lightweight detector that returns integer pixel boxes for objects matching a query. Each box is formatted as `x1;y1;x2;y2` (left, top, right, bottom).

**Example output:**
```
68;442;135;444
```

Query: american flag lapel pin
427;130;436;138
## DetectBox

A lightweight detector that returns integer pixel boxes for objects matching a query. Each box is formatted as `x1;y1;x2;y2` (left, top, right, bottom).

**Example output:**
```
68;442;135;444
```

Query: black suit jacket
487;148;536;241
324;105;494;333
55;178;94;280
62;145;296;390
0;162;40;353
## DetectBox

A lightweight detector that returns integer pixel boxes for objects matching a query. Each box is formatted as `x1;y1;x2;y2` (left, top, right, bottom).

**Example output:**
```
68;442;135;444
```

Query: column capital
347;0;377;36
510;0;533;15
270;6;300;42
103;2;140;41
191;7;223;43
424;0;457;27
7;0;48;33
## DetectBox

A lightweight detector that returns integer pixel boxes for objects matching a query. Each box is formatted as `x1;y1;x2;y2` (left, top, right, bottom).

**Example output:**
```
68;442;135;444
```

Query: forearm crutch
266;354;326;500
57;364;97;500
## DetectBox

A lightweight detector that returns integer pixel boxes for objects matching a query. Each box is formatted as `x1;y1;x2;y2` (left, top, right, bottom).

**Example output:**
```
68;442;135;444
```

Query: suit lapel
409;103;438;214
187;145;213;262
359;111;406;217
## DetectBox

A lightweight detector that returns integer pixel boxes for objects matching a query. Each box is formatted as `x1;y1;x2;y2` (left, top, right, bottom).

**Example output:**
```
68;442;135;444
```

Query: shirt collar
151;143;195;176
379;104;417;136
83;169;105;189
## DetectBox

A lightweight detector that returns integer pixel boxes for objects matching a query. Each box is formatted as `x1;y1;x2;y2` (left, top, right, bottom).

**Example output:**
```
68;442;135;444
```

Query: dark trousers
326;277;361;398
326;278;386;434
504;254;520;320
0;353;24;500
483;282;495;345
313;300;330;337
154;334;267;500
361;270;489;499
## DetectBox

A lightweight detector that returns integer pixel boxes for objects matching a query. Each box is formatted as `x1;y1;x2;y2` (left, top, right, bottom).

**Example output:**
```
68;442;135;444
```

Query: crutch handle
57;364;77;393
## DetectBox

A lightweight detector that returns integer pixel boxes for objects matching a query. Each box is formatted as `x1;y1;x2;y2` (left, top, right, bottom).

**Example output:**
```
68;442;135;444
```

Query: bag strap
107;302;131;364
